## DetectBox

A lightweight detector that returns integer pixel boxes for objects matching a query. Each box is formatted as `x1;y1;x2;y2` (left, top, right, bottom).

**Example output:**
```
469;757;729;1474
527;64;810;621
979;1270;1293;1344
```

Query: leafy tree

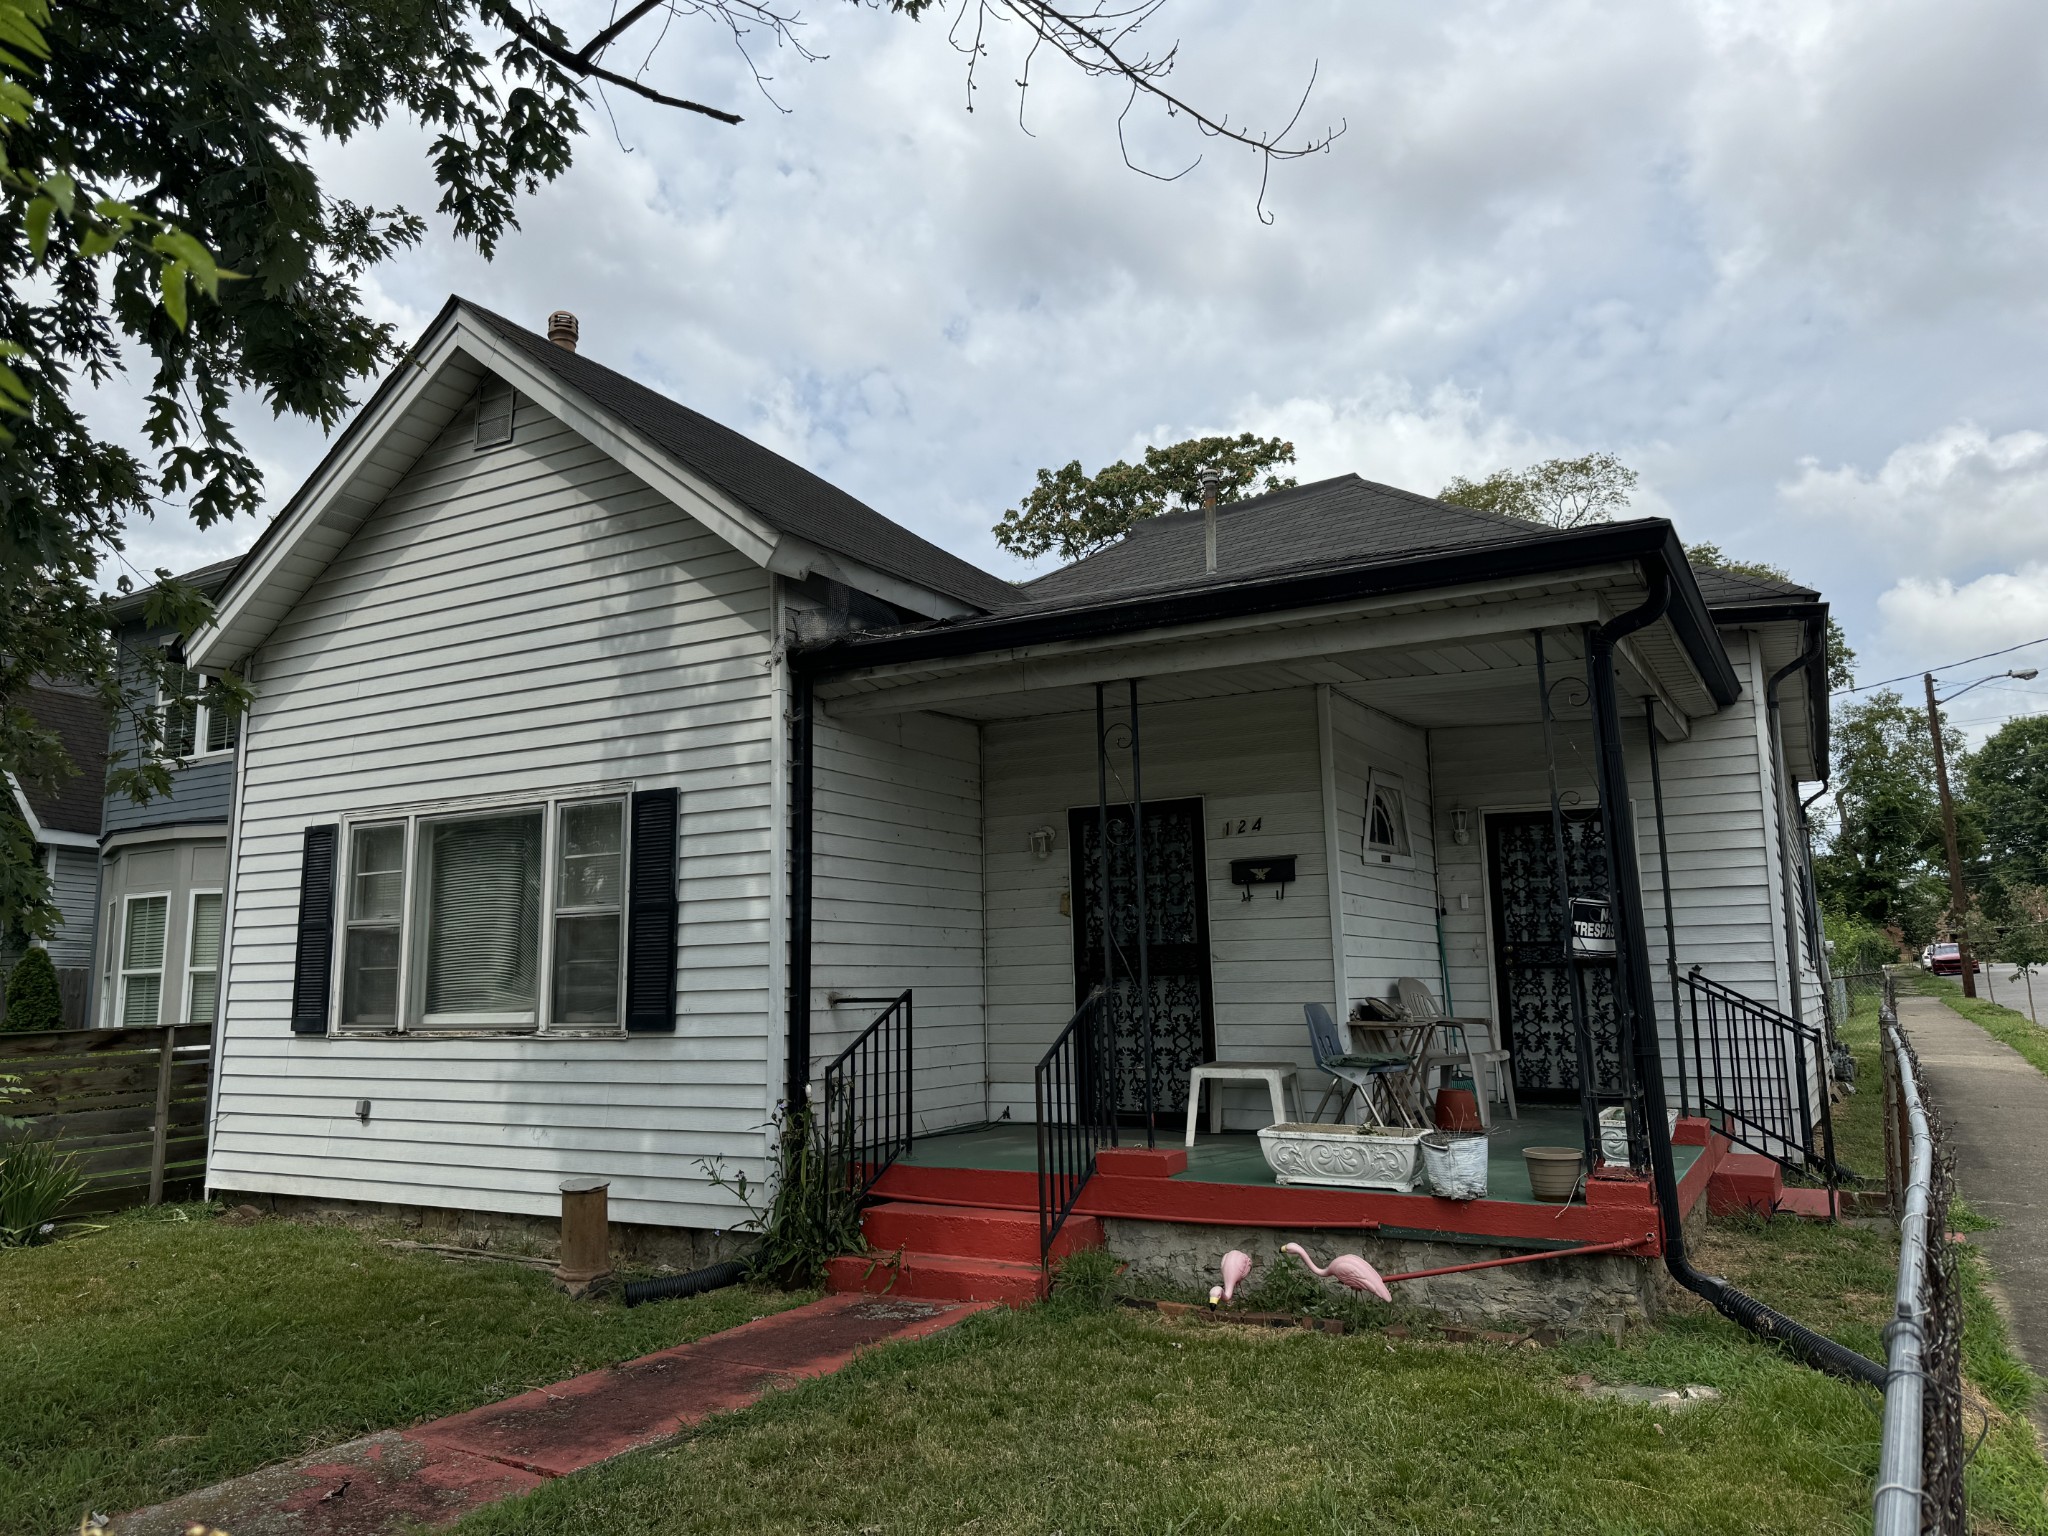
1;945;60;1031
1813;690;1967;944
1684;543;1857;693
993;434;1298;563
1437;453;1638;531
1;0;1336;934
1965;715;2048;901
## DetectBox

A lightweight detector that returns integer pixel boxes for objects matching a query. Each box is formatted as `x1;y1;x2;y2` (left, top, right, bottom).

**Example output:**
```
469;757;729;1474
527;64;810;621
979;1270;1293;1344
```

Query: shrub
0;1135;86;1245
1825;910;1899;978
1;947;62;1032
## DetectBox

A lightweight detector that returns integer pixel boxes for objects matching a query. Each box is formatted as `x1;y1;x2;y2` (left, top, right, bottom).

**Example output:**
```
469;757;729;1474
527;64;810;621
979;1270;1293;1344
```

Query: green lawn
0;1205;807;1534
439;1079;2048;1536
1902;969;2048;1079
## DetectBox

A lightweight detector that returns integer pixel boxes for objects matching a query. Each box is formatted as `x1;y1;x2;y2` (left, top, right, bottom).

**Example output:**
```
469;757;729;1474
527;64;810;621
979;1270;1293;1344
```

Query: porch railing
1681;967;1848;1192
1035;988;1116;1264
818;990;913;1199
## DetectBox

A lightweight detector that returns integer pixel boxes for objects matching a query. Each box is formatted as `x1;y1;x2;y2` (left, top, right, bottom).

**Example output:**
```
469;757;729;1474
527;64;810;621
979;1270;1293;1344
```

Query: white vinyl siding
807;707;985;1134
980;689;1337;1127
210;392;778;1231
1327;692;1442;1013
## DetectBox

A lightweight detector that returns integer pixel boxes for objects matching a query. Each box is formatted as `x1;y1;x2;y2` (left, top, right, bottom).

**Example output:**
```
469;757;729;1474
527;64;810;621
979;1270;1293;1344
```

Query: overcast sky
113;0;2048;736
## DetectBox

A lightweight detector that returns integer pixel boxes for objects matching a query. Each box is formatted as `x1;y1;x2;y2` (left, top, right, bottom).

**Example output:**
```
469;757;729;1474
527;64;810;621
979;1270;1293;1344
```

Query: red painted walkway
114;1293;991;1536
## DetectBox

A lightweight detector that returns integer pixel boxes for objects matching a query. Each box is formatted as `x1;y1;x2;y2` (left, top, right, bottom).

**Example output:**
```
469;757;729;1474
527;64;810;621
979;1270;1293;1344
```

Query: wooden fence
1;1024;213;1210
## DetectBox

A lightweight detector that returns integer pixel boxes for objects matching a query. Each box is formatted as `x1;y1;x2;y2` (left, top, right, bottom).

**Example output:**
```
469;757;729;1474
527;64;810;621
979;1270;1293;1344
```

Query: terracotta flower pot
1433;1085;1483;1134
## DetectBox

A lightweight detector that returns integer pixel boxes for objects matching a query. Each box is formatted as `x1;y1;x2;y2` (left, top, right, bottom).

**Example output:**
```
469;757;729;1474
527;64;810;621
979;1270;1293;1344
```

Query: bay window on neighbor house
336;790;629;1033
159;663;240;758
118;893;170;1027
185;891;224;1025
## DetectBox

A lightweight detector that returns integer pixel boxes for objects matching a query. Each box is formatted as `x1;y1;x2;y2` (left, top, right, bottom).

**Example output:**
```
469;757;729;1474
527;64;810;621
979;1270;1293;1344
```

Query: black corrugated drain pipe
622;1258;751;1308
1585;565;1884;1389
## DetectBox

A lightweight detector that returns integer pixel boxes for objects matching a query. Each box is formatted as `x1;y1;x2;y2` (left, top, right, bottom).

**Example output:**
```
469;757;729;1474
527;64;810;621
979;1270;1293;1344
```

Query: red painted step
826;1201;1105;1306
1773;1185;1839;1220
1707;1152;1785;1217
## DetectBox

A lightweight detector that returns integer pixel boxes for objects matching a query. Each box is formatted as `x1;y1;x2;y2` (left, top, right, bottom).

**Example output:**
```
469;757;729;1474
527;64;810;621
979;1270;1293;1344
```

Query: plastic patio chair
1303;1002;1417;1127
1395;976;1517;1126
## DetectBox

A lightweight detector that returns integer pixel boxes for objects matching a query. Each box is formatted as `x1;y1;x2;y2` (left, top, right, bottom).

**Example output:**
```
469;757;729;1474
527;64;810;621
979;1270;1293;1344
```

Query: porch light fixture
1451;809;1471;846
1028;825;1057;860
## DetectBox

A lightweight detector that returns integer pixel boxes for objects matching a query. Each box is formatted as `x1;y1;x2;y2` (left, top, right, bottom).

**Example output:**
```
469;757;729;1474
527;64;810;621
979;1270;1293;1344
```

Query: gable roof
8;685;108;840
461;304;1018;613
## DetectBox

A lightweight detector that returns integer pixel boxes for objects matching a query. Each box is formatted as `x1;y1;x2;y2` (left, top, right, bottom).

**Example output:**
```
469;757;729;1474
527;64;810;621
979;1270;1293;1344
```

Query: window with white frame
159;663;239;757
338;791;628;1032
119;894;169;1028
1364;771;1412;863
185;891;224;1024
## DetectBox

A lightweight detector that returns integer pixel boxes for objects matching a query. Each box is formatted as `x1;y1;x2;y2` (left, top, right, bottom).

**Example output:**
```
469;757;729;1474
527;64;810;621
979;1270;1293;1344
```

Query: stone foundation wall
212;1189;741;1272
1101;1220;1661;1331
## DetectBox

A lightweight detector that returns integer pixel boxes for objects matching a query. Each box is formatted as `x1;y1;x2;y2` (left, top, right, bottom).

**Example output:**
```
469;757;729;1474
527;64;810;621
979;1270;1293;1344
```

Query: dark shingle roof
1008;474;1823;618
12;686;107;836
462;303;1020;613
108;555;245;624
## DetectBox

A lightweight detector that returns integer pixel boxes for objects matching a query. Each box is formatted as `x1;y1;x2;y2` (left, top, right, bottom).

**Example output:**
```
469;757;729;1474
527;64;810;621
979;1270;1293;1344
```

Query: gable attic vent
474;374;515;449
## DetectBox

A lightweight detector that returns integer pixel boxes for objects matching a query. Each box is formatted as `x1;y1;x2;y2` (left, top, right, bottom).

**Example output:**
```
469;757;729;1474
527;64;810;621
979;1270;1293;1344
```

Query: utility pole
1924;671;1978;998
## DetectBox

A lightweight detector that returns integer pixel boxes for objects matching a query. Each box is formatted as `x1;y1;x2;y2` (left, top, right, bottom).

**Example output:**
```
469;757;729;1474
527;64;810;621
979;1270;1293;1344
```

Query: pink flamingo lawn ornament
1208;1249;1254;1308
1282;1242;1393;1303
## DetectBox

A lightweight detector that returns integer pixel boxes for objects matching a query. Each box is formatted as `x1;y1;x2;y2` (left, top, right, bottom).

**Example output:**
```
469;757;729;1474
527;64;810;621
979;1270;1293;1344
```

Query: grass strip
0;1204;804;1533
1901;970;2048;1079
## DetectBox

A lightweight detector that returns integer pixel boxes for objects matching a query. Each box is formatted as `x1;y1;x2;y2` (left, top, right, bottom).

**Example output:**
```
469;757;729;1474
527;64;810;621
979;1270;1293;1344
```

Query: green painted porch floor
898;1107;1701;1207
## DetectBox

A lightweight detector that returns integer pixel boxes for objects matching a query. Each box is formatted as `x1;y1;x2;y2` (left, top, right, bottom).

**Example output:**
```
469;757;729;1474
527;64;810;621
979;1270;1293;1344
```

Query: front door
1483;809;1625;1102
1068;798;1215;1120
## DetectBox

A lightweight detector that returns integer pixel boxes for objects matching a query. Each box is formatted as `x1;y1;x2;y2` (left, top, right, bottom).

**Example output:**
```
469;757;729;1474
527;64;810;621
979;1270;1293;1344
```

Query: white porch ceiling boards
815;569;1714;734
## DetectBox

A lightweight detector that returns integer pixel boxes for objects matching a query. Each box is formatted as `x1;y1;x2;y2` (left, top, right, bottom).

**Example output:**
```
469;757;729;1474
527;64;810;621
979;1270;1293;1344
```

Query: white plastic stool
1184;1062;1301;1146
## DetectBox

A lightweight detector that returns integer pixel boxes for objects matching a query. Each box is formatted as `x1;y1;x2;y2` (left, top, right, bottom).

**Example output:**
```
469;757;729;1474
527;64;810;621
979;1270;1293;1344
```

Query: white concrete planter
1598;1106;1679;1164
1257;1122;1428;1192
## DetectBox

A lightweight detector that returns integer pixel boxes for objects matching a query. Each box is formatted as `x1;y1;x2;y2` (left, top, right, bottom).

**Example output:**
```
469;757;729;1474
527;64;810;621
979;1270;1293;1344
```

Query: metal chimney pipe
1200;469;1221;575
547;311;580;352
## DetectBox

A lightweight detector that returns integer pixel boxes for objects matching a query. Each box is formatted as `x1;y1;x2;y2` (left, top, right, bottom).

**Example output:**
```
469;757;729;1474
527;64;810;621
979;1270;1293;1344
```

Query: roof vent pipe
547;311;580;352
1200;469;1221;575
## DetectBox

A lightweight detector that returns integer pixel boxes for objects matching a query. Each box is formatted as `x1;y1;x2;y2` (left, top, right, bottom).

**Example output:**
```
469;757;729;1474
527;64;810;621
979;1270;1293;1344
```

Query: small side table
1184;1062;1301;1146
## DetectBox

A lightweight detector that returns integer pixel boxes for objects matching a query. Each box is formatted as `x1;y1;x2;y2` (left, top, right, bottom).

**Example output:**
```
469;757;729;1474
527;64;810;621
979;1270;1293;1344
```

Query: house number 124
1221;817;1263;836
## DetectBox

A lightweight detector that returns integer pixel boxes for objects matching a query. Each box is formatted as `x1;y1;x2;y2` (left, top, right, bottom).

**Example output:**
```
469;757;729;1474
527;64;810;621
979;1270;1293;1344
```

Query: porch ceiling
815;569;1713;733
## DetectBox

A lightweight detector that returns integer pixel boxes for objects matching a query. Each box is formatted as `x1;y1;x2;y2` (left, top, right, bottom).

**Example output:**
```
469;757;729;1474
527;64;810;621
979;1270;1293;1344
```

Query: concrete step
861;1201;1103;1265
1708;1151;1786;1216
825;1250;1049;1306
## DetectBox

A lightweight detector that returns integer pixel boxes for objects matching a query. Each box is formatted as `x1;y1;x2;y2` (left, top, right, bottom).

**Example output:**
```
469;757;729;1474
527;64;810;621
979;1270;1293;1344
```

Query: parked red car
1928;942;1978;976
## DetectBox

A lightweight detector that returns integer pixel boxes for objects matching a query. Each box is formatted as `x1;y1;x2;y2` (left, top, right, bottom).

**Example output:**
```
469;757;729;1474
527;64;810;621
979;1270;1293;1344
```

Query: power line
1831;632;2048;698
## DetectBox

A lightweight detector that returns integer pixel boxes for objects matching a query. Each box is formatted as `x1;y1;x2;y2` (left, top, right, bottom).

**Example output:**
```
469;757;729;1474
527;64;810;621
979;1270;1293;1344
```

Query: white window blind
159;664;238;757
186;892;224;1024
120;895;168;1028
421;811;543;1021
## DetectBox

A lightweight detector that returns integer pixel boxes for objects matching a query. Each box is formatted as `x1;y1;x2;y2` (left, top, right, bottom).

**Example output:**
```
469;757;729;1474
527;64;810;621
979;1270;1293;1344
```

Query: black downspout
1587;568;1883;1387
1644;700;1687;1116
785;667;814;1109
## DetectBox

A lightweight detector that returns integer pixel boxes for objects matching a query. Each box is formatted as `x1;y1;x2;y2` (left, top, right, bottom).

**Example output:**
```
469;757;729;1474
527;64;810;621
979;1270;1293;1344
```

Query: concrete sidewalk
112;1292;991;1536
1898;993;2048;1434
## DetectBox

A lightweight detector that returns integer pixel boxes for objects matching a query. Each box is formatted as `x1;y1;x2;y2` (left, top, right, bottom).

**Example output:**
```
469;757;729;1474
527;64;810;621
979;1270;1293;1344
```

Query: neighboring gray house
91;559;242;1030
3;683;109;1024
186;296;1837;1253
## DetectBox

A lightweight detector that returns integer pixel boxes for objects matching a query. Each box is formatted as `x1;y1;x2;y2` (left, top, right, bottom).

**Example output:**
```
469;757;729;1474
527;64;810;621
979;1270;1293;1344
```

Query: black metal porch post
785;668;814;1109
1645;699;1687;1116
1095;683;1118;1144
1534;629;1601;1171
1129;679;1156;1147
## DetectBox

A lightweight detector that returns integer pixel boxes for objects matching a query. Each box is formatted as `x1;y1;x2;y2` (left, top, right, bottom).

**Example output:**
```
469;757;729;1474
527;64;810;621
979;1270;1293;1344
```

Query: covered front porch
790;547;1827;1304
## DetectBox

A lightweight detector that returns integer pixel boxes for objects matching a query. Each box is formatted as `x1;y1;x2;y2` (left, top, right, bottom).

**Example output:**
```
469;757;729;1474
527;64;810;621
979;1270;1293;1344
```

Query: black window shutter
290;824;338;1035
625;788;680;1033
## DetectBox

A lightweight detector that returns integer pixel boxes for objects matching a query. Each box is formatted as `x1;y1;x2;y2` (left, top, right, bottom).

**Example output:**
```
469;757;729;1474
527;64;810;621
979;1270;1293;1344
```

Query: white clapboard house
190;299;1840;1298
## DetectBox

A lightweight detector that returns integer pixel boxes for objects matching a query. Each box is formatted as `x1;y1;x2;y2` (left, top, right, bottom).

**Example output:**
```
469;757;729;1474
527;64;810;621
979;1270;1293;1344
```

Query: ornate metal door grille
1068;799;1214;1119
1484;809;1625;1100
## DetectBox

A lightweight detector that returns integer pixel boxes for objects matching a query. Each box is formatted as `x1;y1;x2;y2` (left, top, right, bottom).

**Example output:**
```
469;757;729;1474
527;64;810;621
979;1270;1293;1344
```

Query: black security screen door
1484;809;1625;1102
1068;799;1215;1120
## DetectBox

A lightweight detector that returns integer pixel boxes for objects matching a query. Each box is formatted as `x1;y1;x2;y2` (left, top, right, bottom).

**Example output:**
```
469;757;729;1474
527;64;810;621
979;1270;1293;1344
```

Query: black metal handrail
1681;967;1848;1193
1035;988;1115;1264
818;990;913;1199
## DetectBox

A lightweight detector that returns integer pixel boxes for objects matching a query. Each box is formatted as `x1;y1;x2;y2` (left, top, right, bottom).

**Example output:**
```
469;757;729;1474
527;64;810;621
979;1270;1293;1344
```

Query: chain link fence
1876;975;1967;1535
